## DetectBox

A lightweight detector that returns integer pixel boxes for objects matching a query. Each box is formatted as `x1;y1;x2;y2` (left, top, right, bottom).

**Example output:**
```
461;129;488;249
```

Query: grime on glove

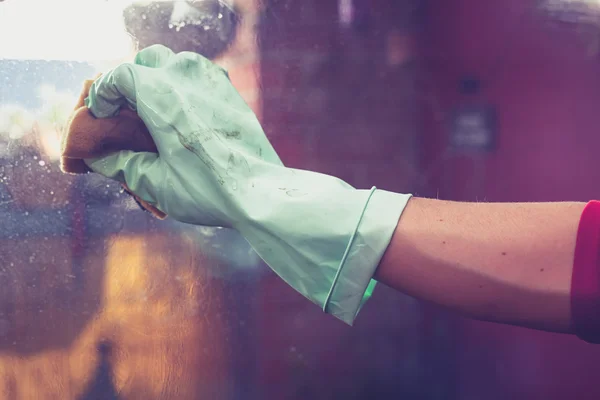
84;44;412;325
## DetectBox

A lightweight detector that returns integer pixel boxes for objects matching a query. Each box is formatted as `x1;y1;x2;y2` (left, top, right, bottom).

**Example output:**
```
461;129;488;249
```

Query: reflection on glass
6;0;591;399
0;0;260;398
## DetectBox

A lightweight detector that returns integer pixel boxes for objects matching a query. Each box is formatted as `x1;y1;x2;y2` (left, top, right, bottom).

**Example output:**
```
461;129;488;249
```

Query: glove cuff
238;179;412;326
323;189;412;325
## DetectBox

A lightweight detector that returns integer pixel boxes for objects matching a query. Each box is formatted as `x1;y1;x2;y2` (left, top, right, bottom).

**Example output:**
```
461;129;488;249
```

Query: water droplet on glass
218;13;223;19
38;160;45;166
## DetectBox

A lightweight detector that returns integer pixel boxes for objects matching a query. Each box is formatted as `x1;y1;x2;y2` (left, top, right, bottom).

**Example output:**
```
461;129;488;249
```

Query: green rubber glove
85;45;412;325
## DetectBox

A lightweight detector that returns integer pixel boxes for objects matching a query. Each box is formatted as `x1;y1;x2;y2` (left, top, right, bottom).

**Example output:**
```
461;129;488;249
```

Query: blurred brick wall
255;1;436;399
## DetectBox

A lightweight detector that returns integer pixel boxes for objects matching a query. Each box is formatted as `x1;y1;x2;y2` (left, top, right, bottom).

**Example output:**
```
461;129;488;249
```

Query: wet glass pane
1;0;600;399
0;1;262;398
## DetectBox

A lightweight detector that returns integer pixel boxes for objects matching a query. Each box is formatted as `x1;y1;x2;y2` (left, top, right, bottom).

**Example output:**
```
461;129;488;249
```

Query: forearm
374;197;585;333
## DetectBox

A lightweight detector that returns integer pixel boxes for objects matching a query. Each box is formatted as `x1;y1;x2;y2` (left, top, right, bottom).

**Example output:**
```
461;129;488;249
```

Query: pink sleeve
571;200;600;343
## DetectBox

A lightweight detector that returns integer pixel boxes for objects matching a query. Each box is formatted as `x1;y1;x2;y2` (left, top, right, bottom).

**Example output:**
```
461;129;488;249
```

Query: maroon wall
257;0;600;398
421;0;600;399
257;0;430;399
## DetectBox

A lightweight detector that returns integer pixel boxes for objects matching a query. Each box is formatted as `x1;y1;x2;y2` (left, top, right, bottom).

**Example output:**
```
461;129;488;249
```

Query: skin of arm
374;197;586;334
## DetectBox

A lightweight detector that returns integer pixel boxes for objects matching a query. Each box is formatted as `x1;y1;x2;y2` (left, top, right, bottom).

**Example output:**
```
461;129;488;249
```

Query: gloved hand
85;45;412;325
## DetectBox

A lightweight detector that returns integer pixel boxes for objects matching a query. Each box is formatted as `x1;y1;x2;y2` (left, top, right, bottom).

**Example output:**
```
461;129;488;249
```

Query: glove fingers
85;64;138;118
134;44;176;68
86;46;284;169
84;62;177;154
85;151;165;207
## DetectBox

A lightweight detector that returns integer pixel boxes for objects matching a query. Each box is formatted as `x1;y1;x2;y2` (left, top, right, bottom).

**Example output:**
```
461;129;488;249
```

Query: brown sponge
60;77;167;219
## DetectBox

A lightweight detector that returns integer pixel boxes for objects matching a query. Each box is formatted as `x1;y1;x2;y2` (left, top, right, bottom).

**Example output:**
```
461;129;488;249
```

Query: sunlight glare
0;0;143;62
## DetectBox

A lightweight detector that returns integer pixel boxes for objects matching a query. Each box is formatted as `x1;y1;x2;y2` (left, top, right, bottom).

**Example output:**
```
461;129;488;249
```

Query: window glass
1;0;600;399
0;1;262;399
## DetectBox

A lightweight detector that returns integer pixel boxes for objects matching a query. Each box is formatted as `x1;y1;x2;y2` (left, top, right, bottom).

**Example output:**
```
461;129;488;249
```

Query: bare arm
374;198;586;334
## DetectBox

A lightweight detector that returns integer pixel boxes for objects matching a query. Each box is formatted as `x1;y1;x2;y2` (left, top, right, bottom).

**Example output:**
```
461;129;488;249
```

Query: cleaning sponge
60;77;166;219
